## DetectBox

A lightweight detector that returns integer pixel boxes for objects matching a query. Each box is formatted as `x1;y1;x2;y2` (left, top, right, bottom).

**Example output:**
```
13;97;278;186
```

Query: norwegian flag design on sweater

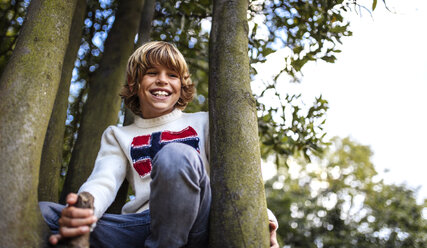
130;126;200;177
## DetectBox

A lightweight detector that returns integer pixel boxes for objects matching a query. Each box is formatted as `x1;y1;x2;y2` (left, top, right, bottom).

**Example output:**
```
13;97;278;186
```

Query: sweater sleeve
78;126;128;218
204;115;210;163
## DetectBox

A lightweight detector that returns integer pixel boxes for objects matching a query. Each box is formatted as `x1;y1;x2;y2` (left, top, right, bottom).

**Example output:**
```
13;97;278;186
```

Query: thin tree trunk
108;0;157;213
136;0;156;47
60;0;144;203
208;0;269;247
123;0;156;127
0;0;77;246
38;0;87;203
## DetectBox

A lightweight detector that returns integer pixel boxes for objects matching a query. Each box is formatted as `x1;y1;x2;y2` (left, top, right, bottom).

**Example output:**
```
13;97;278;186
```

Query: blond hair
120;41;194;116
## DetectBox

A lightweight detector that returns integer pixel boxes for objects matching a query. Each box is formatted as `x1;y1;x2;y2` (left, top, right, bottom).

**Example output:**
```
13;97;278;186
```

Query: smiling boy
40;41;278;248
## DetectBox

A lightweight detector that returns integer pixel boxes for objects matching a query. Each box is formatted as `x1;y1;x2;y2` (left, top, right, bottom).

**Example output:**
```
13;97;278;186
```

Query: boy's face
138;64;181;118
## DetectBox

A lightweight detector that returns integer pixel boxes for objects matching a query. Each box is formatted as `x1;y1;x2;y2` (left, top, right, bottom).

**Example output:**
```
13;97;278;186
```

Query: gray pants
40;143;211;248
146;142;211;247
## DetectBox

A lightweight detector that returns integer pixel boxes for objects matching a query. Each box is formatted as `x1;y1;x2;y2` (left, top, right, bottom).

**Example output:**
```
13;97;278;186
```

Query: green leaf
321;55;336;63
372;0;377;10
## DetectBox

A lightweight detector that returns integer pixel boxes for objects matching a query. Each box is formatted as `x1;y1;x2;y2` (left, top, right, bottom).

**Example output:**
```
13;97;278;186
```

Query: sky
256;0;427;201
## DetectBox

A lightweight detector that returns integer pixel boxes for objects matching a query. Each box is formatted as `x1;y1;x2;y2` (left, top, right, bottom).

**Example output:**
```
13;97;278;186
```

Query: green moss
0;0;77;246
208;0;270;247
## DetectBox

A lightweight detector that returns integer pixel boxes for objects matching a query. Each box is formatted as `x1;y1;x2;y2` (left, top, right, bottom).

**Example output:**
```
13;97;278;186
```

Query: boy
40;41;278;248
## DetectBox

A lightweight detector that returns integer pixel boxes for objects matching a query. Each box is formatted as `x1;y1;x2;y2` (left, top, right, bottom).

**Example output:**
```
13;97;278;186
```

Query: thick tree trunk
60;0;144;202
38;0;87;203
0;0;77;247
208;0;269;247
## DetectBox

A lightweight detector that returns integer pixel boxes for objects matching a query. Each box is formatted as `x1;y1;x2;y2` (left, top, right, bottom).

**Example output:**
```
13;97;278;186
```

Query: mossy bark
38;0;87;203
0;0;77;247
208;0;269;247
60;0;144;202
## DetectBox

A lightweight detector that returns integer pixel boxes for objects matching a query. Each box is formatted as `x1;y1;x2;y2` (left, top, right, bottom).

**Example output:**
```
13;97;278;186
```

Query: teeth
152;91;169;96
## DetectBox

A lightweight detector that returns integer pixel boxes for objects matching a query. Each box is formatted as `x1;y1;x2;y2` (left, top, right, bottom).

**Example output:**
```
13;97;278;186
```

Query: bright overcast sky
255;0;427;200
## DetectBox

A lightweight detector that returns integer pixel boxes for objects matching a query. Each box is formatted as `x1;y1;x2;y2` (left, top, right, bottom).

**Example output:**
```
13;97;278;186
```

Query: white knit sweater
78;109;209;218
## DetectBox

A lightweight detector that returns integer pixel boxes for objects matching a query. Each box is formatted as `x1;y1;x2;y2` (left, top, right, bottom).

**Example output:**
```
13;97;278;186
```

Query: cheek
175;80;182;94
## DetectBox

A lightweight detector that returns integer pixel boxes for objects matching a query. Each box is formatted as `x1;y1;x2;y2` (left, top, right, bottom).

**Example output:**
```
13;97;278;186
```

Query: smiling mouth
150;90;171;97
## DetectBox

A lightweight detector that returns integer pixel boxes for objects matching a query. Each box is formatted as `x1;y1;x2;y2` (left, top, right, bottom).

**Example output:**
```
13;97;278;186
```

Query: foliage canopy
266;137;427;247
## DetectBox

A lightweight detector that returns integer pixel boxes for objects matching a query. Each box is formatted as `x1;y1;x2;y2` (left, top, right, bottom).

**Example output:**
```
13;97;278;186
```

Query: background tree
0;0;77;246
61;0;118;187
60;0;144;202
107;0;158;213
266;137;427;247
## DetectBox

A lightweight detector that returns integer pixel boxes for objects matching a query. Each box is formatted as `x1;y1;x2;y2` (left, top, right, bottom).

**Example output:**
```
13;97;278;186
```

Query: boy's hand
49;193;97;245
269;221;279;248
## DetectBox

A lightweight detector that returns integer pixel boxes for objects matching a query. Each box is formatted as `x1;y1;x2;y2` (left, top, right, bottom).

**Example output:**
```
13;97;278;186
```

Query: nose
156;71;168;84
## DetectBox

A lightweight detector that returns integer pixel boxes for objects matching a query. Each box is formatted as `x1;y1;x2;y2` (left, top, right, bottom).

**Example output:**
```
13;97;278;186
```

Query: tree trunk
107;0;157;213
0;0;77;247
208;0;269;247
38;0;87;203
136;0;156;47
60;0;144;202
123;0;156;127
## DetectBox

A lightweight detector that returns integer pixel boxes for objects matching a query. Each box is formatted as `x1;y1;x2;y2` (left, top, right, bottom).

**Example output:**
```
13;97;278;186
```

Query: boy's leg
145;143;211;248
39;202;151;248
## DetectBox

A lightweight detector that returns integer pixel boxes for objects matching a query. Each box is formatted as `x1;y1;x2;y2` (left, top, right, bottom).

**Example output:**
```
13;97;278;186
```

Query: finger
62;206;94;218
269;221;279;248
59;215;97;227
59;225;90;238
66;193;78;205
270;231;279;248
269;221;278;231
49;234;61;245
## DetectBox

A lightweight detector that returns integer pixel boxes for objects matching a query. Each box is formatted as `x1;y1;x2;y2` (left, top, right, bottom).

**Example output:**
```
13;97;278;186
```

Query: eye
169;73;179;78
146;70;157;75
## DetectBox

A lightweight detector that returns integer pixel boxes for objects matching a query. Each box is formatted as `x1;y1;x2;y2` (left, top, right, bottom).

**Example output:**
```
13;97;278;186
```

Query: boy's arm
77;126;128;218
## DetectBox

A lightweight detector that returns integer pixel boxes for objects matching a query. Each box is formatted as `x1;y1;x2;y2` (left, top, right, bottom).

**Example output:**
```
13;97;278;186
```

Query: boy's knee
154;143;200;168
159;142;198;156
39;201;64;214
152;143;204;179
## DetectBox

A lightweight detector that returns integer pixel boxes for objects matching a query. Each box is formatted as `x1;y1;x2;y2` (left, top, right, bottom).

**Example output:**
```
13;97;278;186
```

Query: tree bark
0;0;77;247
38;0;87;203
208;0;269;247
136;0;156;47
123;0;156;127
108;0;157;213
60;0;144;202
